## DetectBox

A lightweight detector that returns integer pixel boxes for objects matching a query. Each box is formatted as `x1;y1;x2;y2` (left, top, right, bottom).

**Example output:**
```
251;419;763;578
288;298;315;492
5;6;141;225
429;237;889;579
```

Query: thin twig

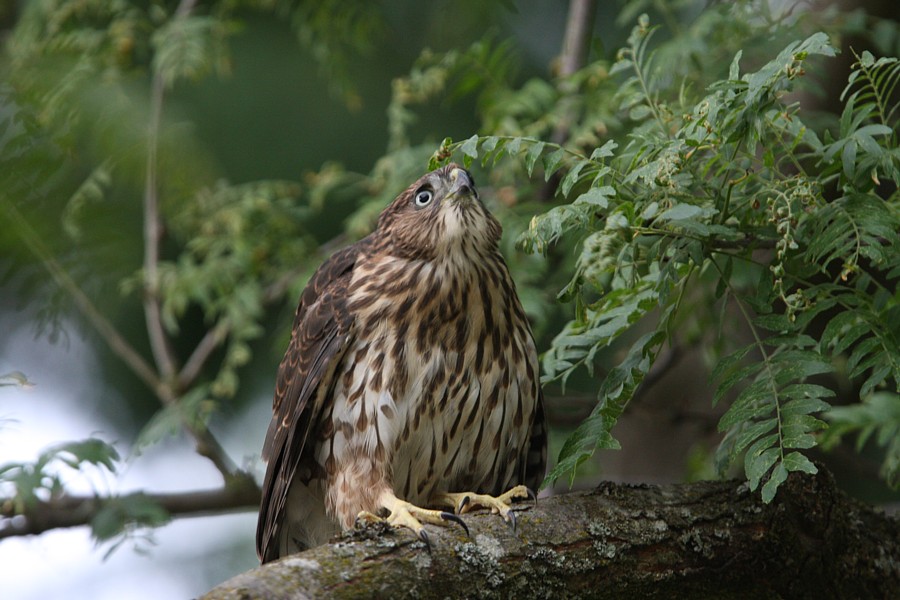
0;202;162;393
176;322;228;392
142;0;199;381
176;233;349;391
137;0;244;480
0;478;260;539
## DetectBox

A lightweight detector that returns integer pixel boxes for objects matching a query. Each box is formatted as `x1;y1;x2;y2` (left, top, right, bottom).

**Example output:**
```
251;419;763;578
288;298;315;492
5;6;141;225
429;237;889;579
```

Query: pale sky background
0;316;267;599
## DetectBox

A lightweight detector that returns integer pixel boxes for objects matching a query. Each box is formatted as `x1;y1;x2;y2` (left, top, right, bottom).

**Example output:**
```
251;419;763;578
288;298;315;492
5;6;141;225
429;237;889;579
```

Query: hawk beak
448;167;477;201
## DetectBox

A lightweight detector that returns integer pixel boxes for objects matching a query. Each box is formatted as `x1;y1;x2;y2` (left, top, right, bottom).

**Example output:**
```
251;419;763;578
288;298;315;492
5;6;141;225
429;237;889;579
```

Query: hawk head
377;163;502;259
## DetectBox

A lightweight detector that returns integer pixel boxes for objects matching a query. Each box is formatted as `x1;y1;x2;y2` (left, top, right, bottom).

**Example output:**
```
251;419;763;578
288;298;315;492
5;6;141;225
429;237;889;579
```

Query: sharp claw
418;528;432;552
458;495;471;515
525;487;538;508
506;509;517;533
441;511;470;537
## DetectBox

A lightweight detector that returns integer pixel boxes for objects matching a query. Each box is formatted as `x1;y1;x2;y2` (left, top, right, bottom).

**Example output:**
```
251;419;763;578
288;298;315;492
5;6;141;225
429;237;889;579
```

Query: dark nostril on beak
451;167;476;196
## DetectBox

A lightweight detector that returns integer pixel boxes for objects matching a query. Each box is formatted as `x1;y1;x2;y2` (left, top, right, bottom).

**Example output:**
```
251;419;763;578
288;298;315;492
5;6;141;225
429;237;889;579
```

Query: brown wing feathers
256;238;370;561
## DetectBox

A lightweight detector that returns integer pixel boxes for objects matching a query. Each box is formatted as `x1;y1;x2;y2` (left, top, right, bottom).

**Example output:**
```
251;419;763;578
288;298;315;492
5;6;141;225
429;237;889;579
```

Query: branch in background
3;198;241;481
177;322;228;392
176;233;349;392
0;478;260;539
136;0;240;482
142;64;178;381
141;0;199;381
543;0;598;201
552;0;598;146
0;202;162;392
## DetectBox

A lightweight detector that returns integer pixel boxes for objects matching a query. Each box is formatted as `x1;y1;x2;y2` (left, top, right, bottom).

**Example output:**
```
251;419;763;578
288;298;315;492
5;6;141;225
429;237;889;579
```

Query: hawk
256;164;547;563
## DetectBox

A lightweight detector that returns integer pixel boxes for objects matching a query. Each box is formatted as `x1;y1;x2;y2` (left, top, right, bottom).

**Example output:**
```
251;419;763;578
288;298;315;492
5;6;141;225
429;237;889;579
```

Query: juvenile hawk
256;164;546;563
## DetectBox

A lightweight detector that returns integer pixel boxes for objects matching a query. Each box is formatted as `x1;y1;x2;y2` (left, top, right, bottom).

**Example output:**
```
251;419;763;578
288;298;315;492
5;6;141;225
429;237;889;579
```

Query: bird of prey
256;164;547;563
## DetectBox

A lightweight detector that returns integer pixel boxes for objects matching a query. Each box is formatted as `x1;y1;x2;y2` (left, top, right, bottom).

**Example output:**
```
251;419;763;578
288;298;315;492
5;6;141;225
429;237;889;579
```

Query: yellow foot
436;485;537;532
355;490;469;548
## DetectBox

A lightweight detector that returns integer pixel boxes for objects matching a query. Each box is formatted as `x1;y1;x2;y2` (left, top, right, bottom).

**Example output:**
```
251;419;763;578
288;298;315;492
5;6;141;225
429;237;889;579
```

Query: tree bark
202;469;899;599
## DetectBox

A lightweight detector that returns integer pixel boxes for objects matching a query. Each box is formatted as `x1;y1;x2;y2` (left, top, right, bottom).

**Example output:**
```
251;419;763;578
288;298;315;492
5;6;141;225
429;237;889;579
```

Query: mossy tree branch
202;470;899;599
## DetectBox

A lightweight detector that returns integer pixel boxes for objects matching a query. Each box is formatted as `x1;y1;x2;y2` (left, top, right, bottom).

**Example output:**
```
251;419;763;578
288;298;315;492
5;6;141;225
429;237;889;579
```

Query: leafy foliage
2;0;899;563
0;438;120;515
0;0;382;552
822;392;900;487
430;14;900;500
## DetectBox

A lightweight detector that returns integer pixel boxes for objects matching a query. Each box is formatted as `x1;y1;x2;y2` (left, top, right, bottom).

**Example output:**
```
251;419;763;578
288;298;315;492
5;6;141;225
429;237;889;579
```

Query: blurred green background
1;0;898;597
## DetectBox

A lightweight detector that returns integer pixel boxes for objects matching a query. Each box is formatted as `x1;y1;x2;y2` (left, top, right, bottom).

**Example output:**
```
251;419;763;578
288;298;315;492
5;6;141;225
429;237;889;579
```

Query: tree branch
133;0;244;482
558;0;598;80
202;470;899;599
543;0;598;201
0;202;162;392
142;0;199;381
551;0;598;146
0;477;260;539
142;68;178;381
176;233;349;392
4;197;240;479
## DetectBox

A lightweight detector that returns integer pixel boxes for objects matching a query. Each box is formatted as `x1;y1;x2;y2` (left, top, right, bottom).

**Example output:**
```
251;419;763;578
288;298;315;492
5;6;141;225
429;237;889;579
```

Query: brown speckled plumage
256;164;546;563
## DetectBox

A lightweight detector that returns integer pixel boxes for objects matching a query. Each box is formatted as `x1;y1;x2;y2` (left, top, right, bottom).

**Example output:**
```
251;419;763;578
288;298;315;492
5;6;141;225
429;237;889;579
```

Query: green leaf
152;16;226;88
590;140;618;160
728;50;743;80
782;413;825;449
91;494;170;542
782;452;818;475
780;395;832;417
461;134;479;168
49;439;120;472
734;418;778;457
543;148;567;181
719;379;772;431
761;462;788;503
746;443;779;491
574;186;616;207
657;204;715;222
525;142;546;176
559;160;587;197
461;134;480;159
711;344;754;386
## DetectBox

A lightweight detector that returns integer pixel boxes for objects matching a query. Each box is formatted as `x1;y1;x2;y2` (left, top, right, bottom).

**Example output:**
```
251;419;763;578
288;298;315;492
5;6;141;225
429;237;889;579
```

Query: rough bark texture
203;470;899;599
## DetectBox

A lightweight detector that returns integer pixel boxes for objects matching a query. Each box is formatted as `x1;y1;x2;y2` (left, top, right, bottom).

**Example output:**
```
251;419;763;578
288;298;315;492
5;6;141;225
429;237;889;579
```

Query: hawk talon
440;511;470;537
436;484;534;534
355;493;470;549
506;509;517;533
457;495;471;515
418;528;432;552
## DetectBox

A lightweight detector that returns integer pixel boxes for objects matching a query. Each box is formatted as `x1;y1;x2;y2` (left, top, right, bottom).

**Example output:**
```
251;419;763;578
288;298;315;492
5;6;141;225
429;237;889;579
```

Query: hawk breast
317;245;540;525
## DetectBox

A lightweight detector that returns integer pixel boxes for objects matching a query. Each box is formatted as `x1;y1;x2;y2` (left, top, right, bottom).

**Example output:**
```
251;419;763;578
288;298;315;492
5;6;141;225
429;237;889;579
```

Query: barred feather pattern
257;164;546;562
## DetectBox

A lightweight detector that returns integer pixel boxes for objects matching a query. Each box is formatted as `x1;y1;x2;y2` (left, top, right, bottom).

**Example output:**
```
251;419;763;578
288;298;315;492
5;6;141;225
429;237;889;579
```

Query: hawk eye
414;188;433;208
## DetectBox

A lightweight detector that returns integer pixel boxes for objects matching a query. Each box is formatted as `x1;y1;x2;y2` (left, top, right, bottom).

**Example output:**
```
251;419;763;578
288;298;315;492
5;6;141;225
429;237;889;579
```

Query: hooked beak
448;167;477;201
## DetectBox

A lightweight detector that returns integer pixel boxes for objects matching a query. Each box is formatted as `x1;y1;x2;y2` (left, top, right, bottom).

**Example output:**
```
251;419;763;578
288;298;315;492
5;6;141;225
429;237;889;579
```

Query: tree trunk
202;470;899;599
